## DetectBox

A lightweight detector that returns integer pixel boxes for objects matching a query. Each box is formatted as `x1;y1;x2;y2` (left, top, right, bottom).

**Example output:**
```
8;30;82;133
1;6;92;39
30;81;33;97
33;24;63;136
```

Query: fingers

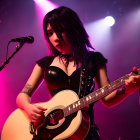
31;113;44;123
31;114;43;122
34;105;47;115
29;105;47;123
125;75;140;87
36;105;47;111
125;75;140;95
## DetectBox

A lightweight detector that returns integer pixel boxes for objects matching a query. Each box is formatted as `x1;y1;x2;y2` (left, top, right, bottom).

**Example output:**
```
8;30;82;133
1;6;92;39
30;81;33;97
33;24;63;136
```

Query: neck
60;53;73;60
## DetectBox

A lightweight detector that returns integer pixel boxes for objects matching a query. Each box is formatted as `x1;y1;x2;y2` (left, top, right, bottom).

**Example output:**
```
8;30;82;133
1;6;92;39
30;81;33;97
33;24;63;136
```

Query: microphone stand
0;42;24;71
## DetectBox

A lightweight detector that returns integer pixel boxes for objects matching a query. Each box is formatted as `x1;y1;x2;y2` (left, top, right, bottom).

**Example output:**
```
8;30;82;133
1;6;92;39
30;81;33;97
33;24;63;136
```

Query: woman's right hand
24;104;47;127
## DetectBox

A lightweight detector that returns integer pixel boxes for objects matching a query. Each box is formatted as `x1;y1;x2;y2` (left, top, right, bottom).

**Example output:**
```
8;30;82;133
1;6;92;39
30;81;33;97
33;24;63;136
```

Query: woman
16;6;140;140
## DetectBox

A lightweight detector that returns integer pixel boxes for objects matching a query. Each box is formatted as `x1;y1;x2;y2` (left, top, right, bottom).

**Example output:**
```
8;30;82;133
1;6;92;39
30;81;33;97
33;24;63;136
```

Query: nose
53;33;59;42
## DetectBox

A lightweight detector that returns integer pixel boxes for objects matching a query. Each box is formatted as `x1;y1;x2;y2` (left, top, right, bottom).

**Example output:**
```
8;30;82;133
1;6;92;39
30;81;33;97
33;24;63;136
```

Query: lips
56;43;62;48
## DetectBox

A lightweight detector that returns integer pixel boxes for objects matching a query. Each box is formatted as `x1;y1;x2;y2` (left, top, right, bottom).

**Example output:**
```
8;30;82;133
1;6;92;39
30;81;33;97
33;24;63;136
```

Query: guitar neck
63;69;140;117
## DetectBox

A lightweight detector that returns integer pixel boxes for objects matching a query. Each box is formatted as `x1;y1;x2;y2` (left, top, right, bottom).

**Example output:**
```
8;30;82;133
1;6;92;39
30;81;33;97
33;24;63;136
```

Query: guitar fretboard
63;68;140;117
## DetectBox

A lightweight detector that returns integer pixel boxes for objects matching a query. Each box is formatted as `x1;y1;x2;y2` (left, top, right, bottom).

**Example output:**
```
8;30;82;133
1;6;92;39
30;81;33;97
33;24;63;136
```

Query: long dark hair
43;6;94;66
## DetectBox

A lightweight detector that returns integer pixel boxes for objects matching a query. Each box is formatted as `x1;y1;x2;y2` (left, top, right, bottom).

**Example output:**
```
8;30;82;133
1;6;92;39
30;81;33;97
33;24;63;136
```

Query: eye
47;30;53;37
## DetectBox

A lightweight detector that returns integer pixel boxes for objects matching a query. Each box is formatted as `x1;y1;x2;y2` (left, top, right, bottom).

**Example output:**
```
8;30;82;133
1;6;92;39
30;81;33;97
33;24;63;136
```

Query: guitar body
1;90;90;140
2;69;140;140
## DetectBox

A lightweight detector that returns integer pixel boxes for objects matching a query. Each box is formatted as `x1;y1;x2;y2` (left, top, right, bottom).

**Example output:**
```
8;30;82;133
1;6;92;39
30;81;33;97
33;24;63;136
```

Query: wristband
116;87;126;95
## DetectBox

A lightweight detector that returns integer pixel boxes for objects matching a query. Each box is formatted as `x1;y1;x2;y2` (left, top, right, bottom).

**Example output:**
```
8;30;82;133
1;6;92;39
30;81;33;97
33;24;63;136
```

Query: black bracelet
116;87;126;95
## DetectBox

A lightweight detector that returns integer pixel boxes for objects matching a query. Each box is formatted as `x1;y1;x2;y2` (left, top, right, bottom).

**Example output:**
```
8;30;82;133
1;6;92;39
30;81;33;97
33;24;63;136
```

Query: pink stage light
33;0;58;15
0;69;7;131
33;0;58;34
0;70;6;109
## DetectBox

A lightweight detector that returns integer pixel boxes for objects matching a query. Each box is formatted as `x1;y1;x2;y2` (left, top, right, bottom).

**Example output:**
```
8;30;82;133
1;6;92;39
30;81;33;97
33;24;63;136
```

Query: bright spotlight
104;16;115;27
33;0;57;14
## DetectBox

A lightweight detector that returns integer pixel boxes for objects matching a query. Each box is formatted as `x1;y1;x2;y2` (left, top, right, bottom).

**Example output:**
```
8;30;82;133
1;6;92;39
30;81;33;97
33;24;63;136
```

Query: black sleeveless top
37;51;107;96
37;51;107;139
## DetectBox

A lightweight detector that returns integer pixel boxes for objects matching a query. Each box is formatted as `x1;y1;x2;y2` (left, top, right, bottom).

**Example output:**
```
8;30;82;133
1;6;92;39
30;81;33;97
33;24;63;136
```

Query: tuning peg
132;66;138;73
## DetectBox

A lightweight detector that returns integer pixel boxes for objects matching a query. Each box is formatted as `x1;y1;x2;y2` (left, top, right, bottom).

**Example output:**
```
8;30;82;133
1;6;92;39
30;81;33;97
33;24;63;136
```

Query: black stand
0;42;24;71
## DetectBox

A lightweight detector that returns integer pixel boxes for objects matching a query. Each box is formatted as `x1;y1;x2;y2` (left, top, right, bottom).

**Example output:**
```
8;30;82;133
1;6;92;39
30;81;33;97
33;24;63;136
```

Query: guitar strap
78;66;86;98
78;65;95;98
78;65;100;139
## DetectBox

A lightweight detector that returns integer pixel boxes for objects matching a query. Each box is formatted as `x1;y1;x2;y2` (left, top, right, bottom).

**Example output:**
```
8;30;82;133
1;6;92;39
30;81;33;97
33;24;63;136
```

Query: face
47;23;72;54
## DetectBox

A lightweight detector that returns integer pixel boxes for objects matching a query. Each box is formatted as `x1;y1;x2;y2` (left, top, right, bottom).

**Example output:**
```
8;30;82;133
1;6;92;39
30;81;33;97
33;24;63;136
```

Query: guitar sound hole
45;109;64;126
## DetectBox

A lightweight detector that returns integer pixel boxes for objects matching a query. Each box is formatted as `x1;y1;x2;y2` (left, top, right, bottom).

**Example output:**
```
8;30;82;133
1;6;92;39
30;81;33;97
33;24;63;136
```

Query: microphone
10;36;34;43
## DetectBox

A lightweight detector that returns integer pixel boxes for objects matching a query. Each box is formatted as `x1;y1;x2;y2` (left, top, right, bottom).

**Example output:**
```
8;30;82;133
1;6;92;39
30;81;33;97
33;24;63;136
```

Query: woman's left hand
125;75;140;95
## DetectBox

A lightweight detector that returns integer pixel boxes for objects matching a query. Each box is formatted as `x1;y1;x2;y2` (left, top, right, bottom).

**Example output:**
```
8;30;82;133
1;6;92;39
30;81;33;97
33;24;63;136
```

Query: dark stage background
0;0;140;139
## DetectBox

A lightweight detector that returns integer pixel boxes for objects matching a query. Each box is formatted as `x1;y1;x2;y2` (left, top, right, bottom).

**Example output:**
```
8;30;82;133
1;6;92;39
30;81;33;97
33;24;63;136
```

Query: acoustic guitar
1;68;139;140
